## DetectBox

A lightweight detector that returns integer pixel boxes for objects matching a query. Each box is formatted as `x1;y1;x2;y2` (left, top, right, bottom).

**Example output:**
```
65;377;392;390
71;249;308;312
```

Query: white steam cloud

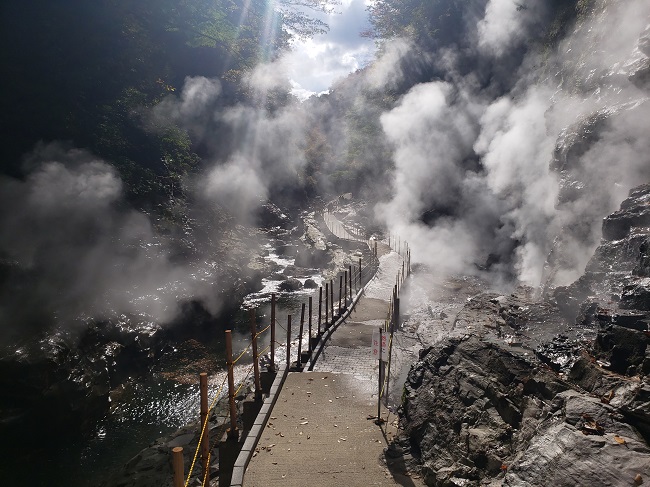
366;39;414;90
477;0;546;57
0;144;231;337
376;0;650;289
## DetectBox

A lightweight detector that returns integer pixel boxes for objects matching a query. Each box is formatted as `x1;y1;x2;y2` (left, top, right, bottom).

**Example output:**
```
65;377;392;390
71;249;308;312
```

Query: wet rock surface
397;333;649;486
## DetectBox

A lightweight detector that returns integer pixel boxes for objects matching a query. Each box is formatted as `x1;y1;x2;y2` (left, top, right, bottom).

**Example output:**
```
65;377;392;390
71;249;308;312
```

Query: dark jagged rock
303;278;318;289
535;334;583;371
602;184;650;241
593;321;649;375
257;202;291;229
294;246;329;268
551;185;650;323
397;335;650;487
621;279;650;311
542;102;650;294
278;278;303;292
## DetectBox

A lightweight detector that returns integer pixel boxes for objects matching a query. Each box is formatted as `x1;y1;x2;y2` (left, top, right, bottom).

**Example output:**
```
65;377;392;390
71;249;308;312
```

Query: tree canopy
0;0;337;206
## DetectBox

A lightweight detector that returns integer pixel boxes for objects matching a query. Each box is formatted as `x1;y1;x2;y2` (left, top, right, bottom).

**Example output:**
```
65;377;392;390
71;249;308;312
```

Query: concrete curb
230;363;289;487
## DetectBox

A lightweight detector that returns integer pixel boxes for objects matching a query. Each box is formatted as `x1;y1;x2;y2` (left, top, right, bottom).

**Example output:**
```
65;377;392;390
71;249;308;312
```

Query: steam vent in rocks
1;0;650;486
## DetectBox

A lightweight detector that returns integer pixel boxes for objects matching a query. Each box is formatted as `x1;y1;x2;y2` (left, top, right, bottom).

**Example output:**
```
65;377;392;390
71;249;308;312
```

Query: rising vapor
373;0;650;289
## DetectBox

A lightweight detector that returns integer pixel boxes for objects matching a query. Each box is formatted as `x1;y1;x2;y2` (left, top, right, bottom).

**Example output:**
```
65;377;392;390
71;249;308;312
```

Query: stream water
26;239;329;487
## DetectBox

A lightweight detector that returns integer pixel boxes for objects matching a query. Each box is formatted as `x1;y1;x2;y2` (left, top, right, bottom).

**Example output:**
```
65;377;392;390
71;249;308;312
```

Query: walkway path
242;212;425;487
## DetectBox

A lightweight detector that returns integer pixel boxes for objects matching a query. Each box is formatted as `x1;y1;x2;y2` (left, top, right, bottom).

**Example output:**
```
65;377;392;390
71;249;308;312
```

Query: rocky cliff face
391;182;650;486
391;12;650;479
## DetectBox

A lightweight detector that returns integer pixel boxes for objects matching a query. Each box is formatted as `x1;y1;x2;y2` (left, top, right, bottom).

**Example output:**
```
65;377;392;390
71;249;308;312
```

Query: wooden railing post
344;270;348;307
225;331;238;439
270;293;276;372
297;303;305;367
359;258;362;288
338;275;343;315
286;315;292;368
330;280;334;320
325;282;329;329
172;447;184;487
348;265;352;301
199;372;210;480
318;287;323;335
250;309;261;401
308;296;313;353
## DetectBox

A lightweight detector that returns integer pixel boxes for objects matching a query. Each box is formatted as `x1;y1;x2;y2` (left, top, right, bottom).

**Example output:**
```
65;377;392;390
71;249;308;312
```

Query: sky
283;0;377;99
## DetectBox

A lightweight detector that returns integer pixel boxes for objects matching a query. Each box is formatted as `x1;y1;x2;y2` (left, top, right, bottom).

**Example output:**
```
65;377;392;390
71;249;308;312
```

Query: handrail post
394;298;399;329
338;275;343;315
172;447;184;487
308;296;313;353
225;331;238;439
359;258;362;288
330;280;334;320
286;315;292;368
376;327;383;424
349;265;352;301
318;287;323;335
297;303;305;368
325;282;329;329
270;293;276;372
344;270;348;307
250;309;261;401
199;372;210;481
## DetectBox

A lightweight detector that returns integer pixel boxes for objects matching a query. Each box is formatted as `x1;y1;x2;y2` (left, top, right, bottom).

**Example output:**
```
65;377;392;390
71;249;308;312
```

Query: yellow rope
235;364;255;397
185;375;227;487
233;341;252;365
201;451;211;487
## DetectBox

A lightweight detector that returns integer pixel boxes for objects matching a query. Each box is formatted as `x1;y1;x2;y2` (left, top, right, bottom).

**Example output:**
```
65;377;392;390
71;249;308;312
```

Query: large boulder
278;278;303;292
395;336;650;487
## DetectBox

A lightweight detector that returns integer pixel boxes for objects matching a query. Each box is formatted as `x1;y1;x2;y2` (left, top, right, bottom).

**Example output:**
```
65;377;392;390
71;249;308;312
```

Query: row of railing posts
172;207;385;486
376;234;411;422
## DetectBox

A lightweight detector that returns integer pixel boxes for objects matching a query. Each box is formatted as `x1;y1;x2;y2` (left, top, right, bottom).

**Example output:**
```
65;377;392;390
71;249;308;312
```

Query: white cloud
284;0;376;98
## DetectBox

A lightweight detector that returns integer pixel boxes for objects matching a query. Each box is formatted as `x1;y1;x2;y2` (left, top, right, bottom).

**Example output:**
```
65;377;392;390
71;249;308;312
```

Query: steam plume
374;0;650;289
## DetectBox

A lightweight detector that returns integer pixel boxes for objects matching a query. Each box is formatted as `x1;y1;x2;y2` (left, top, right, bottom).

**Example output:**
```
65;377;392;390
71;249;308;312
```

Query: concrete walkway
242;213;424;487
